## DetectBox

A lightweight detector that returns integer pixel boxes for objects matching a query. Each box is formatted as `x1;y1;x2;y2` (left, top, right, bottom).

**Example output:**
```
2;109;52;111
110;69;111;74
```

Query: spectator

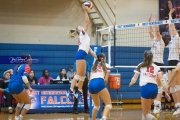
67;66;74;79
39;69;53;85
164;0;176;20
0;69;14;113
72;61;90;114
56;68;68;80
27;70;38;85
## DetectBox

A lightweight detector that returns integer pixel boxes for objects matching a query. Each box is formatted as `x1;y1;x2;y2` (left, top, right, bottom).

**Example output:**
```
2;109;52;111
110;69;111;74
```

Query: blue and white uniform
89;63;110;94
134;63;161;99
8;64;31;94
75;29;90;60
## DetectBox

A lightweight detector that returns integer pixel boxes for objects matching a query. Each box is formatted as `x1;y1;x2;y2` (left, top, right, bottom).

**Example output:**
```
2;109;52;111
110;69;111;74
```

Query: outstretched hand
82;4;87;11
129;82;133;87
148;14;152;22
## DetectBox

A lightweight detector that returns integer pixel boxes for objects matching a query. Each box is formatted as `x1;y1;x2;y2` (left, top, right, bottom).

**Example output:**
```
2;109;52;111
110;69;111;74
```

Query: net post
113;25;116;67
108;27;111;66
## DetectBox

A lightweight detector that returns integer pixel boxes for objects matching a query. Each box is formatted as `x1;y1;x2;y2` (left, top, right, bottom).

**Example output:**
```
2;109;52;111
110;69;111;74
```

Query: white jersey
134;63;161;86
78;30;90;54
150;37;165;63
168;34;180;61
90;63;110;80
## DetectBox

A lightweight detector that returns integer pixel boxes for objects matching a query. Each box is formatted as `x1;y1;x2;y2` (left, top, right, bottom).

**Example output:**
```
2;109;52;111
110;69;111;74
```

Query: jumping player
89;53;111;120
168;62;180;116
148;14;169;114
167;9;180;116
66;4;96;101
129;50;168;120
8;54;33;120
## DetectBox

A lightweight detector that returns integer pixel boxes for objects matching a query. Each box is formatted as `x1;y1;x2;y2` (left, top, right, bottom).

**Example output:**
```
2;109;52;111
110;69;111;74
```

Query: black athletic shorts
168;60;179;71
154;62;164;72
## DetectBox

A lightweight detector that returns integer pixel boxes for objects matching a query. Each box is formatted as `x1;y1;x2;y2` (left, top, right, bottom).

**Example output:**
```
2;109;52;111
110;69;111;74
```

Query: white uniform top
134;63;161;86
78;30;90;54
150;37;165;63
168;34;180;61
90;63;110;80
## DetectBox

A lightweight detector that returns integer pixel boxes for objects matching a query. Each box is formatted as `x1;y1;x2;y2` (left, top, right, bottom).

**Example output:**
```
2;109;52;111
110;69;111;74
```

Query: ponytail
92;53;107;73
137;50;153;69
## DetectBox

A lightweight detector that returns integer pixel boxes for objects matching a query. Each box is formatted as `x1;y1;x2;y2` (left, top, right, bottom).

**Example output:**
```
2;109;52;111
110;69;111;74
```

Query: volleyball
84;1;93;10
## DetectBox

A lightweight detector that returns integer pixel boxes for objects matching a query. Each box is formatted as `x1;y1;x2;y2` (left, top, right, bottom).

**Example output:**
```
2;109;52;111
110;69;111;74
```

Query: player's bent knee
75;74;85;82
146;114;154;120
175;85;180;92
17;103;24;109
74;75;80;81
170;87;176;93
105;104;112;110
23;104;31;110
94;106;100;110
158;87;163;94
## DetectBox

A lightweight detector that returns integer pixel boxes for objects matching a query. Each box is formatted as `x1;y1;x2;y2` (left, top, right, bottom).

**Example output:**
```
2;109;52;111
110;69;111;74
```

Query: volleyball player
8;54;33;120
89;53;111;120
66;4;96;102
167;9;180;116
129;50;168;120
168;62;180;116
148;14;170;114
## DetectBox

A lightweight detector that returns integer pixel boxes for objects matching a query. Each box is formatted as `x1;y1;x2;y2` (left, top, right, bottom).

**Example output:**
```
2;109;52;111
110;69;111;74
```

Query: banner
159;0;180;38
26;89;90;109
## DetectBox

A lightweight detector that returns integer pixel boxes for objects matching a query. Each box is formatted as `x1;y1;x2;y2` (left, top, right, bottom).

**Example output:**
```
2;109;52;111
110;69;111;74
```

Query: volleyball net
97;19;180;69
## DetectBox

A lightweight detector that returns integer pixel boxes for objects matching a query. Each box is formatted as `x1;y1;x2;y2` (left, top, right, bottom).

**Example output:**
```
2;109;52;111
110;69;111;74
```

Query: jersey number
146;66;154;73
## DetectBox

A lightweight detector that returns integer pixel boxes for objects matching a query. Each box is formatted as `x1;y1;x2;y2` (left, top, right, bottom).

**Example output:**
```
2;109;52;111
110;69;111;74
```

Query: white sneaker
173;106;180;116
8;107;13;114
153;104;161;114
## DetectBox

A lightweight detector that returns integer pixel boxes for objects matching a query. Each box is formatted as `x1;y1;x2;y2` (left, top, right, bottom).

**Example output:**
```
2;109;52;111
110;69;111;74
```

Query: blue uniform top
9;64;31;84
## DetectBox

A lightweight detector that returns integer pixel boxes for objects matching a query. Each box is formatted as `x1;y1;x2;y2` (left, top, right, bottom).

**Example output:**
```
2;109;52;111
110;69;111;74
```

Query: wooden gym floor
0;104;180;120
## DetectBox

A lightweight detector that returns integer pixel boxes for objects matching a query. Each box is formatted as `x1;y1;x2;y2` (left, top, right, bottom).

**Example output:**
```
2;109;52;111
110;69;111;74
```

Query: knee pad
23;104;31;110
170;87;176;93
17;103;24;109
74;74;85;82
146;114;155;120
158;87;163;93
93;106;100;110
105;104;112;110
174;85;180;92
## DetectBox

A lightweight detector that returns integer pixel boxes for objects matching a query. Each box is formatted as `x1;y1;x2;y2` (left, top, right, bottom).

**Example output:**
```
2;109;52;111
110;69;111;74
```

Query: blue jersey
9;64;31;84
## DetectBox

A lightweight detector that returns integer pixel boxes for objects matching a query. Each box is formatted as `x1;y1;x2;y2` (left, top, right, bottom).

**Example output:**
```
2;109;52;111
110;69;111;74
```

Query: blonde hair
67;29;78;38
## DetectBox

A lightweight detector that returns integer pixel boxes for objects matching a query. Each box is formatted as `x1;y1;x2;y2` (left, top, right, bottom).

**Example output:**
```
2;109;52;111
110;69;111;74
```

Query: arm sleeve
23;64;31;76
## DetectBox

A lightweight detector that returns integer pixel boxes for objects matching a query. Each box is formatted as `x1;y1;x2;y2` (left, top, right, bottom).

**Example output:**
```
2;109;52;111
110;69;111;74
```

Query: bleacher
0;43;169;102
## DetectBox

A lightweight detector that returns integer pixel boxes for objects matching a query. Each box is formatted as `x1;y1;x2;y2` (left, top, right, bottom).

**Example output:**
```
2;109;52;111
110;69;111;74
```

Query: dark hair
42;69;49;79
29;70;35;76
162;35;170;46
59;68;67;79
166;0;174;10
16;54;31;73
137;50;153;69
92;53;107;73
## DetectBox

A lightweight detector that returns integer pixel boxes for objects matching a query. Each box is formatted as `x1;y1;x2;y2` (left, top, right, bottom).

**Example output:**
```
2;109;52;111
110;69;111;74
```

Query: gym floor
0;104;180;120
